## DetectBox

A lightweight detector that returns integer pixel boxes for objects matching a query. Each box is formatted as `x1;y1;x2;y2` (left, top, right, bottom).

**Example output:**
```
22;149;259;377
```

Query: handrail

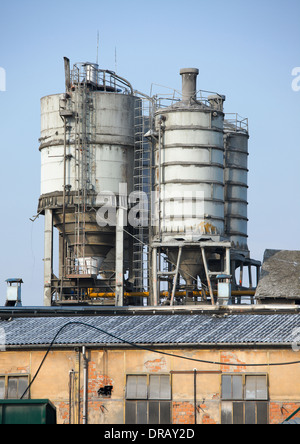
71;63;133;95
151;84;226;111
224;113;249;133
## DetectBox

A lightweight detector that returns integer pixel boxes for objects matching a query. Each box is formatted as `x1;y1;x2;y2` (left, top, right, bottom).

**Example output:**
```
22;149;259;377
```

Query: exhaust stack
180;68;199;103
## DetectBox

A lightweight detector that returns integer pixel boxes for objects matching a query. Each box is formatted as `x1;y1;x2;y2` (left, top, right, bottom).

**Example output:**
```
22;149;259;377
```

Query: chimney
5;279;23;307
180;68;199;103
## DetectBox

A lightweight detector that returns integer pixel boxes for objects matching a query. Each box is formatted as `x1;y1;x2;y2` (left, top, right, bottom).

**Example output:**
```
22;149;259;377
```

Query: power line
21;320;300;399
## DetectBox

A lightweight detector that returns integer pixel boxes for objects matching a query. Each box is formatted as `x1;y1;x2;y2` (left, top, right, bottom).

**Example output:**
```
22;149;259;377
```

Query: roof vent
5;279;23;307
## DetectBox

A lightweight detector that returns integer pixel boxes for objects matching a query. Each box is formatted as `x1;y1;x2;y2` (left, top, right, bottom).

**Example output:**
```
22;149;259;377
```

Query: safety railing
71;63;133;95
151;84;225;111
224;113;249;133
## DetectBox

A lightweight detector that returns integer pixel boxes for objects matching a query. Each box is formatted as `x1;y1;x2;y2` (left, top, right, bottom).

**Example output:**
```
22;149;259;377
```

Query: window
221;374;268;424
126;376;148;400
125;375;171;425
0;375;30;400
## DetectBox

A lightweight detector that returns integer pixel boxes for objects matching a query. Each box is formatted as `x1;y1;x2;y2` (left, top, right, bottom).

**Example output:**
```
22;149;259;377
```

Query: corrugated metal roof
1;313;300;347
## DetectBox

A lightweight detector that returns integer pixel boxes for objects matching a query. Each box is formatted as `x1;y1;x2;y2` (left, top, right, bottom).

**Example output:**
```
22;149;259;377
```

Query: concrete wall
0;347;299;424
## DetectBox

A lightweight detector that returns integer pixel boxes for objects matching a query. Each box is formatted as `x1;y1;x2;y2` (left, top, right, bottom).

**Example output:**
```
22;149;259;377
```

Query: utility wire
20;321;300;399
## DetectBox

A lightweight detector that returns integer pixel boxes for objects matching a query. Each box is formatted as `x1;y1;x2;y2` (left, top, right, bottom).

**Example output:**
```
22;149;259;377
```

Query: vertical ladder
133;96;152;293
73;77;96;281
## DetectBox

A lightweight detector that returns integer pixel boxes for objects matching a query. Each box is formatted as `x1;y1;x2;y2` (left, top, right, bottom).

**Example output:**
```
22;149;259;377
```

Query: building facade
0;306;300;425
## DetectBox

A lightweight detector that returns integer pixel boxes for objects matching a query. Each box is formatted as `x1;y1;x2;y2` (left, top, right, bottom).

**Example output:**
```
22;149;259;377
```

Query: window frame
221;400;269;425
0;374;30;400
125;374;172;401
221;373;269;425
125;374;172;425
221;373;269;401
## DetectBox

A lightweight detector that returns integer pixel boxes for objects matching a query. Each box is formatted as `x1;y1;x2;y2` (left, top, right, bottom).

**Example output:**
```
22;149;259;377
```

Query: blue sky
0;0;299;305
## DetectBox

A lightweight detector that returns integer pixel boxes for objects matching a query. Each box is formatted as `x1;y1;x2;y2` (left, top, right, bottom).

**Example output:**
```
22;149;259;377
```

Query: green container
0;399;57;425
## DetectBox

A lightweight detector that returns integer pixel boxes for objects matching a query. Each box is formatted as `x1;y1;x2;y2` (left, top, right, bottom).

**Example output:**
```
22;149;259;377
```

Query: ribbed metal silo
224;117;249;254
152;69;228;293
153;70;226;241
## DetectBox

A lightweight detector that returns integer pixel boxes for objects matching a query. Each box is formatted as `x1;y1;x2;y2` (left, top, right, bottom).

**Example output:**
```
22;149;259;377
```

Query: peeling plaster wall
0;347;300;424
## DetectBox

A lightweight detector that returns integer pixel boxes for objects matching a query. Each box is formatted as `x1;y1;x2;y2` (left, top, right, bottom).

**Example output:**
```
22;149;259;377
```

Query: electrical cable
20;320;300;399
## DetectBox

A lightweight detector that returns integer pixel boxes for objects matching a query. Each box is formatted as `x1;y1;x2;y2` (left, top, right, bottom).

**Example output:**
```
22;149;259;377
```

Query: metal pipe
82;346;88;425
61;116;67;291
64;57;71;92
158;123;162;242
170;371;222;375
75;349;80;425
87;290;256;298
69;370;74;425
152;248;158;306
194;369;197;425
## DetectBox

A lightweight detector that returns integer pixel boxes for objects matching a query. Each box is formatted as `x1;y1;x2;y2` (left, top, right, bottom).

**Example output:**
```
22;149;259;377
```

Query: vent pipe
180;68;199;103
64;57;71;92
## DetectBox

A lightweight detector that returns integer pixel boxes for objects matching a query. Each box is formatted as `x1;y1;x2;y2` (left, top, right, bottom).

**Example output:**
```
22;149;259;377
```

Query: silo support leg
170;247;182;306
44;209;53;307
201;247;215;305
115;206;125;307
151;248;159;306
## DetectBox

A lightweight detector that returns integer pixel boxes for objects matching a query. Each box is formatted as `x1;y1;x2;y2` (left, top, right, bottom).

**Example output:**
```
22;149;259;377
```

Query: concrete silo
38;59;135;306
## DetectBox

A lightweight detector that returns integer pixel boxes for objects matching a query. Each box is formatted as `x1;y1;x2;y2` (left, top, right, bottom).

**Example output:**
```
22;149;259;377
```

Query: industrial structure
1;305;300;425
1;57;299;427
37;59;261;307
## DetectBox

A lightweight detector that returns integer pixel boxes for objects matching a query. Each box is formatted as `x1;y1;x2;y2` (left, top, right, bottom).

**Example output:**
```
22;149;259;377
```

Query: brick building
0;305;300;425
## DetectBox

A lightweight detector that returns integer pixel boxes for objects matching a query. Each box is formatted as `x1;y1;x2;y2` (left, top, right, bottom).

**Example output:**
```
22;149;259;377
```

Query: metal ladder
132;95;152;293
73;81;96;277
